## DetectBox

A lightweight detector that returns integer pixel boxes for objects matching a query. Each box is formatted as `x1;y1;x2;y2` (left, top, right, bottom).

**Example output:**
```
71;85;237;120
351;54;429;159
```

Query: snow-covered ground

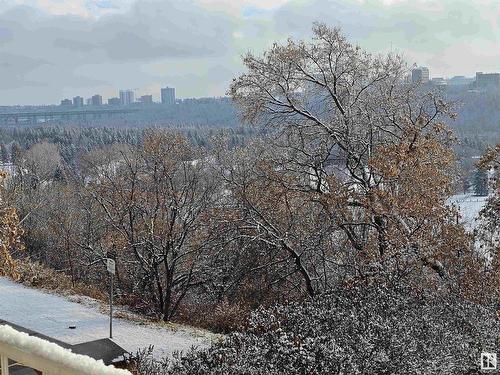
447;193;488;230
0;277;218;359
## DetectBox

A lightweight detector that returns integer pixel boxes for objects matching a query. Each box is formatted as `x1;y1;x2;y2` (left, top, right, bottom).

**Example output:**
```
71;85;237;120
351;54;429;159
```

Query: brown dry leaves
0;172;24;280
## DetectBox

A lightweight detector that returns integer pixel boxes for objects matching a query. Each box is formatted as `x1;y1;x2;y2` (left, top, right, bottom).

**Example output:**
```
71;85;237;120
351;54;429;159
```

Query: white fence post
0;354;9;375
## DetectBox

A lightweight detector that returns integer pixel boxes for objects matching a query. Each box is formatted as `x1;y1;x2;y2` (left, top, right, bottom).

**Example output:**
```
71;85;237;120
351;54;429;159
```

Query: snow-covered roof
0;324;131;375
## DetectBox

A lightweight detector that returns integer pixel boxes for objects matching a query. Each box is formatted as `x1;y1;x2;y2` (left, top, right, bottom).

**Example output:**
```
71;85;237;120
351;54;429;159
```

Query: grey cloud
54;0;236;61
0;53;52;88
88;0;121;10
272;0;496;54
0;26;12;44
102;30;220;60
264;0;499;83
0;0;498;105
53;38;97;52
0;0;238;104
0;53;49;69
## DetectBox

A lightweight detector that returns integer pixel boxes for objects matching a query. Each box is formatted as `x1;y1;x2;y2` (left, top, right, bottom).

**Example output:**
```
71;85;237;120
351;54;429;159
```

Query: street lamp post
106;249;117;339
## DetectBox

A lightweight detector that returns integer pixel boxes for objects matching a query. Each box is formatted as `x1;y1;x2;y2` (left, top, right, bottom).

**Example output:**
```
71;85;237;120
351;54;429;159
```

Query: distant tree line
0;125;259;167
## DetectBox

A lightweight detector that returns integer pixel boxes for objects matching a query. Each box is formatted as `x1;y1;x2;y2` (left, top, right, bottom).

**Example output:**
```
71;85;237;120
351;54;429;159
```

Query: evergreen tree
0;143;9;163
10;142;22;165
474;168;488;196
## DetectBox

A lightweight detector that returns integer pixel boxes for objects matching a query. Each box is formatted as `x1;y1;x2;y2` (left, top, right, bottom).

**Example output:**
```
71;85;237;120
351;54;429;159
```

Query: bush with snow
132;285;499;375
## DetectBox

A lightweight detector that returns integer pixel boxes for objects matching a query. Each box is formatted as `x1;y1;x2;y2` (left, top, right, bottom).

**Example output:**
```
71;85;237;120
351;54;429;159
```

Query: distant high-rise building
475;72;500;89
60;99;72;106
91;94;103;106
108;97;120;105
86;98;92;106
119;90;135;106
140;95;153;104
73;96;84;107
161;87;175;105
412;67;429;83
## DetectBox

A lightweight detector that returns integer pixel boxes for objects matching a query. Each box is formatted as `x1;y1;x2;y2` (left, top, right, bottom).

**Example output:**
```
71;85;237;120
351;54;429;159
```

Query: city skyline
48;70;500;108
7;67;500;108
0;0;499;105
57;86;176;107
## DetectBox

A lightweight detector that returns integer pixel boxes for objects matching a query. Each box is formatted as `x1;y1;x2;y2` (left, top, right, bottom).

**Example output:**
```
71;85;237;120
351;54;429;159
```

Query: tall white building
119;90;135;106
161;87;175;105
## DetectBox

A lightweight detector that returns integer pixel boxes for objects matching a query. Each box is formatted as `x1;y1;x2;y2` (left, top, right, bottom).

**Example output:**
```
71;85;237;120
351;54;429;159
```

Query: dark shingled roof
72;338;128;364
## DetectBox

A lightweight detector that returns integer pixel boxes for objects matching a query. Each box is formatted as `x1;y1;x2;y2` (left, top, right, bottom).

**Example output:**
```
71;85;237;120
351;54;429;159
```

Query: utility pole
106;247;117;339
109;268;113;338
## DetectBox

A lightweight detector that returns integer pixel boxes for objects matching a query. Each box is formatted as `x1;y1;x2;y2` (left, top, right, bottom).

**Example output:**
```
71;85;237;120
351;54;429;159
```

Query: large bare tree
229;23;465;287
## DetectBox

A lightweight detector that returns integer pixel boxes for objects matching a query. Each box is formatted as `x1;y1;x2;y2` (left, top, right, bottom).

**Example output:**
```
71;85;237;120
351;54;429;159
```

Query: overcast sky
0;0;498;105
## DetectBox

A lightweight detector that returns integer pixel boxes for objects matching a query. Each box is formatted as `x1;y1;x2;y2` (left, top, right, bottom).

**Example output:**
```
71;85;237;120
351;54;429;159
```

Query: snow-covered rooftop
0;324;130;375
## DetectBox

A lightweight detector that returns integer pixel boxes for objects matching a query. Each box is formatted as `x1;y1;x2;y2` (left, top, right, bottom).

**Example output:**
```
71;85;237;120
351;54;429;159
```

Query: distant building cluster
60;86;176;107
411;66;500;91
475;72;500;89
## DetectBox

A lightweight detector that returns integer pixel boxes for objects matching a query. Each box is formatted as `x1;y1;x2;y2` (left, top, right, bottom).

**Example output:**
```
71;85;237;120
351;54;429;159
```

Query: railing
0;325;131;375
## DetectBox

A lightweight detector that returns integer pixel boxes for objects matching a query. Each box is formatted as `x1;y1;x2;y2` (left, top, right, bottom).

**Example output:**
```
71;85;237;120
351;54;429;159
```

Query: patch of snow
447;193;488;230
0;277;217;359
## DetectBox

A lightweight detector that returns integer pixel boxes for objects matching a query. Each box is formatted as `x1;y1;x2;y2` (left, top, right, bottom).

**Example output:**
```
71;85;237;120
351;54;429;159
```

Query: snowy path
0;277;216;359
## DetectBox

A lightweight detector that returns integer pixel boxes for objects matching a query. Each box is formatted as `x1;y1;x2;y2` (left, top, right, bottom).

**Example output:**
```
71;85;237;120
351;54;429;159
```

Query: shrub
16;260;106;300
132;285;499;374
176;300;250;334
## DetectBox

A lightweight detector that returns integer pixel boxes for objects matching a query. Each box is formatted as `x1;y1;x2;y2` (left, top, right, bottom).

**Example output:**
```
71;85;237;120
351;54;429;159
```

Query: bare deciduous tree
229;23;465;285
86;131;220;320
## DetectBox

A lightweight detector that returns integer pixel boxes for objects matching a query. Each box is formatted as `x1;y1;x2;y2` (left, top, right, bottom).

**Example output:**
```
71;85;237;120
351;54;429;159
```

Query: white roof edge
0;324;131;375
